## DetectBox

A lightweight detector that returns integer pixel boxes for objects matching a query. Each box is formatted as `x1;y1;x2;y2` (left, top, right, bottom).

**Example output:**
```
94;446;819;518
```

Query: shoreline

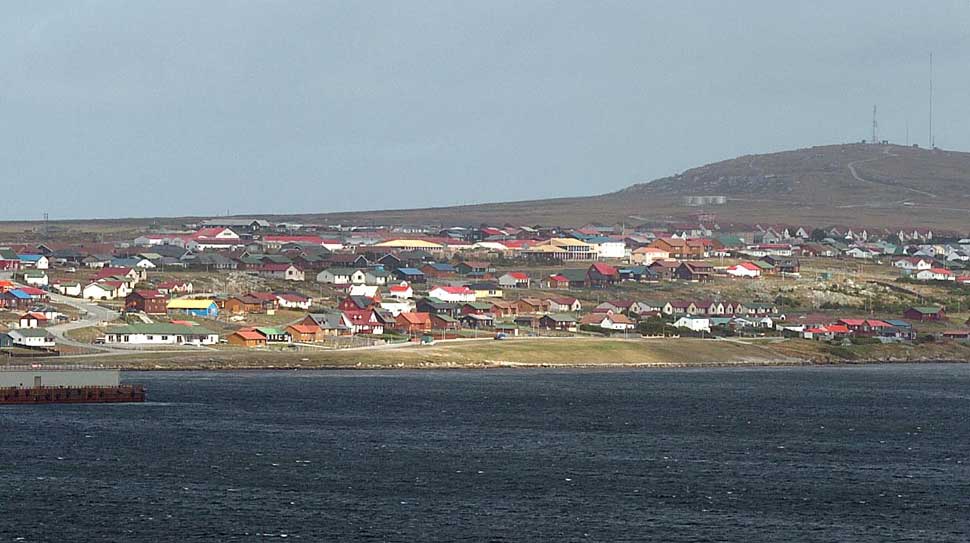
12;337;969;372
113;358;970;373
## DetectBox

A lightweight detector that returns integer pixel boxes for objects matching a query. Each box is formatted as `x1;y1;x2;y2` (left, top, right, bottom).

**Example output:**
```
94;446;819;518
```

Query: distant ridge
305;143;970;230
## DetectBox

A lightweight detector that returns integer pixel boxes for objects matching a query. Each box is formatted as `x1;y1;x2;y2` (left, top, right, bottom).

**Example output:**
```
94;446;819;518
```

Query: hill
306;143;970;230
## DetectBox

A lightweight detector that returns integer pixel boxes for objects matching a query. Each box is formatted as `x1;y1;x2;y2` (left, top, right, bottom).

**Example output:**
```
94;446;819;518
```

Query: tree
810;228;828;242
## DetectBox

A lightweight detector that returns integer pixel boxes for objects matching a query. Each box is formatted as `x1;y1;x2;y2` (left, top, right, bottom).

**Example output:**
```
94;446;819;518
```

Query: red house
125;290;169;315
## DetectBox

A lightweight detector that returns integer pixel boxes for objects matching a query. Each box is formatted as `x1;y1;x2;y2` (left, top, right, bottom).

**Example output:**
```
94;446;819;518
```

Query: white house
630;247;670;265
725;262;761;278
103;323;220;346
276;294;312;310
893;257;933;272
672;316;711;332
388;282;413;299
428;286;476;303
316;268;365;285
21;270;49;287
348;284;380;299
364;270;390;286
82;282;118;300
51;281;82;297
594;240;627;259
7;328;55;348
18;255;50;269
379;300;414;317
498;272;531;289
914;268;955;281
584;314;635;331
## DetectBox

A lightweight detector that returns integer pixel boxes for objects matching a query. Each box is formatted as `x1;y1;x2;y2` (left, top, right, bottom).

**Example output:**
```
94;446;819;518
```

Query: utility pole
871;105;878;144
929;52;934;148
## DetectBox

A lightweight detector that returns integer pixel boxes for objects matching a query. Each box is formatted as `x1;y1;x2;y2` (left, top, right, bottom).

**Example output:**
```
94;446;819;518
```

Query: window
161;336;168;341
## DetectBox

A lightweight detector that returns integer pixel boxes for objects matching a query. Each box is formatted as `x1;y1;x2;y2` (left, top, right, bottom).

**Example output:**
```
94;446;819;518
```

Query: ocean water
1;365;969;542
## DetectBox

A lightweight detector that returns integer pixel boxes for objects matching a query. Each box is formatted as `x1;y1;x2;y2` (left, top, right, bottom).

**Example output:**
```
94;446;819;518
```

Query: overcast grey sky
1;1;968;220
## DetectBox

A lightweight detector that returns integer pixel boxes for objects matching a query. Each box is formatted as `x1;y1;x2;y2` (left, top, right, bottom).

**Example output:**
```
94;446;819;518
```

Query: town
1;215;969;365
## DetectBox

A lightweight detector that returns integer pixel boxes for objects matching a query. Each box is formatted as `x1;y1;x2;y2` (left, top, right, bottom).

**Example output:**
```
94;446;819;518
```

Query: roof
8;328;53;338
395;267;425;276
287;324;320;334
907;306;944;314
106;323;215;335
398;312;431;324
167;299;217;309
503;272;530;280
432;286;474;295
232;329;267;341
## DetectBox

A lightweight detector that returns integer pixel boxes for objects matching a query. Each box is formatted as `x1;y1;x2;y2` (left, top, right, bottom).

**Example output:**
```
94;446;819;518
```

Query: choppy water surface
1;365;969;541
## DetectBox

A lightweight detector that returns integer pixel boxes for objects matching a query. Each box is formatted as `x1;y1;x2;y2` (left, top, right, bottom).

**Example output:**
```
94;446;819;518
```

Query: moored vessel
0;366;145;404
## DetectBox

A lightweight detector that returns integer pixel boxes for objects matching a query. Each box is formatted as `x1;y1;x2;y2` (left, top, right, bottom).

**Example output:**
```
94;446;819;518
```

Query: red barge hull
0;385;145;404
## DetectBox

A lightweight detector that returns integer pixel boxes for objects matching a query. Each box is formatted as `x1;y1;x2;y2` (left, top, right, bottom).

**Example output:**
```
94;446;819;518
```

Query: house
430;313;460;330
672;316;711;332
18;312;48;329
156;280;194;295
629;247;670;265
544;296;582;313
316;267;365;285
286;324;324;343
763;256;800;274
82;282;119;301
394;268;427;284
893;257;934;273
17;254;50;270
395;312;433;334
455;261;496;277
228;329;269;348
663;300;699;315
428;286;476;303
102;323;219;345
460;313;494;329
545;274;571;289
586;263;619;288
648;260;680;280
387;282;414;299
467;282;503;299
6;328;56;348
20;270;49;287
50;281;82;297
415;298;460;317
348;285;381;300
276;293;311;310
914;268;954;281
420;262;457;278
224;295;266;314
514;297;544;314
498;272;531;289
675;262;715;281
490;300;517;318
725;262;761;278
125;290;169;315
617;266;658;282
253;264;305;281
903;306;946;322
0;289;34;310
538;314;578;332
300;311;353;336
339;295;377;311
167;299;219;318
364;269;391;286
254;327;290;342
460;301;495;316
581;313;635;331
342;309;384;335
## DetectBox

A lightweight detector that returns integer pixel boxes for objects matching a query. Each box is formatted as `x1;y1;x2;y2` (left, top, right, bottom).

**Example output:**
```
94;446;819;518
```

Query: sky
1;1;968;220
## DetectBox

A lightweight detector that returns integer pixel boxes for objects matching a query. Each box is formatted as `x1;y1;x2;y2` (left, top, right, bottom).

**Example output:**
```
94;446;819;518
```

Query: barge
0;366;145;404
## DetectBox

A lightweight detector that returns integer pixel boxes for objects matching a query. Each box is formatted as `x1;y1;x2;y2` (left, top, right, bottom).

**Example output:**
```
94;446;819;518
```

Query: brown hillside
308;143;970;230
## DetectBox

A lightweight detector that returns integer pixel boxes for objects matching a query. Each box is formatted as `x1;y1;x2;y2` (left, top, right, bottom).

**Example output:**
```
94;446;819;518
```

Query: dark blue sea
1;365;969;542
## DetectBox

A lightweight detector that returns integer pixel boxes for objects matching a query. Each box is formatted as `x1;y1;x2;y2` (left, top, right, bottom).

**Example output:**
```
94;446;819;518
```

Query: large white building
103;324;220;346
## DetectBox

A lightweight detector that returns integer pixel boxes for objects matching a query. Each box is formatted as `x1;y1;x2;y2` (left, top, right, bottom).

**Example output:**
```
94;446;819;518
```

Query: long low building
103;323;219;346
